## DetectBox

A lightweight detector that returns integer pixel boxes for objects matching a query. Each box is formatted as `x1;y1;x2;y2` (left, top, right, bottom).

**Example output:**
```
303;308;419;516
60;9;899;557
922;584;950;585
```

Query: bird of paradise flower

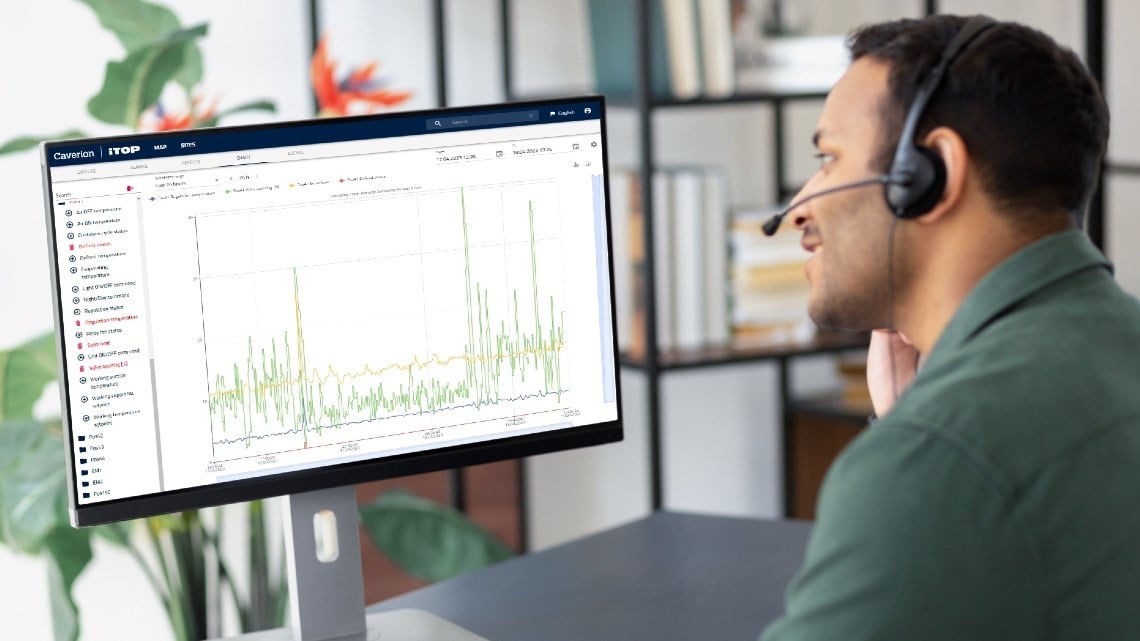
139;95;218;131
311;35;414;116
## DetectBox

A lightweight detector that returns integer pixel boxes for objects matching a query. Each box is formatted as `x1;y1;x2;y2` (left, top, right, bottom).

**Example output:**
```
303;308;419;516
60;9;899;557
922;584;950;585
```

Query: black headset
885;14;997;219
762;15;999;236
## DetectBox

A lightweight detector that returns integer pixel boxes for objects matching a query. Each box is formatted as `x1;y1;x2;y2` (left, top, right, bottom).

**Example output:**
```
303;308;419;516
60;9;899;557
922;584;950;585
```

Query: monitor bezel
40;95;623;527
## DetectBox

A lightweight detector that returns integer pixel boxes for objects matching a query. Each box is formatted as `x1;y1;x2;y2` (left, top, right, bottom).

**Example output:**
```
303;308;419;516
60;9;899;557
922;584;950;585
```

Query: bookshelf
294;0;1119;555
498;0;1112;518
494;0;873;515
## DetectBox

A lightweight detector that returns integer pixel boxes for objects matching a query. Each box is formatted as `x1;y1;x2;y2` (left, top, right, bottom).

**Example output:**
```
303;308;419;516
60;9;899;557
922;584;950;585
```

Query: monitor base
214;608;489;641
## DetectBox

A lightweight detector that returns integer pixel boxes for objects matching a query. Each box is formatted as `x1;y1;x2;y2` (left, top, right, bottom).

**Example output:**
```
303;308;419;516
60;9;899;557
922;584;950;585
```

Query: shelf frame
495;0;1110;521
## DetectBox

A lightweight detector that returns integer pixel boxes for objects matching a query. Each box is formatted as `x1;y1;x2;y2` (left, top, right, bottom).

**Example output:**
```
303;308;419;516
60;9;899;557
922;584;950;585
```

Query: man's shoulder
811;402;1140;641
892;278;1140;489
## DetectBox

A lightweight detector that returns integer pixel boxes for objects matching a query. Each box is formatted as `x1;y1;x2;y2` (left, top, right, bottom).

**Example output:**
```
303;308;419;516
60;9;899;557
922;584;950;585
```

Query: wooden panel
789;408;865;520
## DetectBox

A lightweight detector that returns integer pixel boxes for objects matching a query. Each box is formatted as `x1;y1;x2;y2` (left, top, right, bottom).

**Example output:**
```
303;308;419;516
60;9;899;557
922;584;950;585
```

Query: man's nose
788;179;818;231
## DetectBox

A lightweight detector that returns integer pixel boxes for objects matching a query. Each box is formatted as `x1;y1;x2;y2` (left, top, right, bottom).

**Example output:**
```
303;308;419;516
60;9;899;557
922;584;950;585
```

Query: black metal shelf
649;90;829;108
618;331;869;372
623;0;853;513
787;394;873;425
499;0;1109;519
507;90;828;110
1106;161;1140;176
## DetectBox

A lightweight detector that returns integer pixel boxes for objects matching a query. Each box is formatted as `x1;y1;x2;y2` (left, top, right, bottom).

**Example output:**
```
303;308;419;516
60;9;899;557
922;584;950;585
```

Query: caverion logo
106;145;142;156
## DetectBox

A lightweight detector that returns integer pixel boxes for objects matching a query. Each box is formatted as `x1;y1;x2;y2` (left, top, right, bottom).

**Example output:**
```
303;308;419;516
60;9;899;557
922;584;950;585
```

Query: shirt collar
927;229;1112;358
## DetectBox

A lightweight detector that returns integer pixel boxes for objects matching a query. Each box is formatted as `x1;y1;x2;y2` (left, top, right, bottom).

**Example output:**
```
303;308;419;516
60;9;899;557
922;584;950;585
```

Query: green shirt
761;230;1140;641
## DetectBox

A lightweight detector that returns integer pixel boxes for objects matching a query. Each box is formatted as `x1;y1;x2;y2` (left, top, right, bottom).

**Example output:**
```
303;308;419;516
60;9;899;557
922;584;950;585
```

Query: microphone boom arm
762;175;895;236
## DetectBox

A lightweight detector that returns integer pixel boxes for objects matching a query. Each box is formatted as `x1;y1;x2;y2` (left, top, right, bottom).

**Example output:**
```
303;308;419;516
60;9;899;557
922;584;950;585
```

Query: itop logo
106;145;142;156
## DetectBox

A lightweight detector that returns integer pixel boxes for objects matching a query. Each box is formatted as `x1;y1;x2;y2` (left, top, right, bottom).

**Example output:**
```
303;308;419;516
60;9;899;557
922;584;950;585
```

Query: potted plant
0;2;512;639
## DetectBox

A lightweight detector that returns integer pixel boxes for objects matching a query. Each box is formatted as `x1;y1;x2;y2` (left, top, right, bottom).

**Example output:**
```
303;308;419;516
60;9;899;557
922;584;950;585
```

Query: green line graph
201;187;568;451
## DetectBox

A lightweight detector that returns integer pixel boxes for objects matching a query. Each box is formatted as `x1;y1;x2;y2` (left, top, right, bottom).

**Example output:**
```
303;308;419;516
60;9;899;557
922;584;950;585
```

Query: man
760;14;1140;641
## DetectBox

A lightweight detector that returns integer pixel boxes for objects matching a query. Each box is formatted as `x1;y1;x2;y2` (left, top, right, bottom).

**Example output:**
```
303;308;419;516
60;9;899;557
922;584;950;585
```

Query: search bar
426;110;540;130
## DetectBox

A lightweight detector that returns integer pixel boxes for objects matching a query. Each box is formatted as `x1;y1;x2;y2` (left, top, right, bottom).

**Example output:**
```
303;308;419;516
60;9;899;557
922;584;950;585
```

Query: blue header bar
45;98;603;168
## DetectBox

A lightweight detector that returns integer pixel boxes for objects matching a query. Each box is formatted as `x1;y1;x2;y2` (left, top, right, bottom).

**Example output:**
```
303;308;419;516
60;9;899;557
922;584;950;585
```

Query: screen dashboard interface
44;98;618;510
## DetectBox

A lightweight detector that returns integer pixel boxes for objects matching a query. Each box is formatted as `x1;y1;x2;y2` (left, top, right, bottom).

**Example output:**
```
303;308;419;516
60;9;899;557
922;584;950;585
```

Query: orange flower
141;96;219;131
311;36;413;116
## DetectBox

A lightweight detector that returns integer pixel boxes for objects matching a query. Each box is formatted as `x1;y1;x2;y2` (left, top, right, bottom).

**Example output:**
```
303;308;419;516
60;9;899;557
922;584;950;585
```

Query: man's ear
915;126;969;224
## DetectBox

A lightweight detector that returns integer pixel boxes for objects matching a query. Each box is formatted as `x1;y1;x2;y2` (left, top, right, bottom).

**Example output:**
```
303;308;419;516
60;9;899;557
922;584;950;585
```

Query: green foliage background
0;1;511;639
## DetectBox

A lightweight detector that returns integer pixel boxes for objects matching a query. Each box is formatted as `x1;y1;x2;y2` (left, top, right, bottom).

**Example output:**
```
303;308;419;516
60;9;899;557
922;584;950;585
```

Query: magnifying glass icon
434;120;441;127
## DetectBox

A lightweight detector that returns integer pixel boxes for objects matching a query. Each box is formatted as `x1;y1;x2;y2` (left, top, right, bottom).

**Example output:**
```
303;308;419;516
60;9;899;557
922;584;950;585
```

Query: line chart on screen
188;181;574;461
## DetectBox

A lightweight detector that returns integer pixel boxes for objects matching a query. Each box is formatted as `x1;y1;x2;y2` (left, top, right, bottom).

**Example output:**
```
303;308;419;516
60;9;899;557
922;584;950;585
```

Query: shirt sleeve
759;422;1041;641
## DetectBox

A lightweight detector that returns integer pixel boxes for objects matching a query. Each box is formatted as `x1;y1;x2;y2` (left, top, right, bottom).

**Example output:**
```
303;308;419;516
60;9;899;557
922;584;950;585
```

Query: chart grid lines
192;183;572;460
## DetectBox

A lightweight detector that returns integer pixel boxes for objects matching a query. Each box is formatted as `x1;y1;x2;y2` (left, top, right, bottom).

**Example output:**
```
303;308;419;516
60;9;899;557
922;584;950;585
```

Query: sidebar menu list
53;190;162;504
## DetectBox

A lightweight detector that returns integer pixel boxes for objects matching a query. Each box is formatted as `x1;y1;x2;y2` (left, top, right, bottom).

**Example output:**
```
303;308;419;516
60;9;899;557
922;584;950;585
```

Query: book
697;0;735;97
614;167;733;355
662;0;703;99
587;0;672;98
652;172;676;349
729;207;812;336
703;170;730;344
672;169;706;349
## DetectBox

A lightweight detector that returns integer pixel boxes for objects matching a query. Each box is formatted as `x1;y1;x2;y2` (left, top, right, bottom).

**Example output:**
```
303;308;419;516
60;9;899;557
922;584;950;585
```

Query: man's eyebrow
811;130;822;148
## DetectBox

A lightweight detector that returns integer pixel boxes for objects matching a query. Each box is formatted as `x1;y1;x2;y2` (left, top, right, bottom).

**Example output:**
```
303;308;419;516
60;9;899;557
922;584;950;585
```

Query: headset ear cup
897;146;947;218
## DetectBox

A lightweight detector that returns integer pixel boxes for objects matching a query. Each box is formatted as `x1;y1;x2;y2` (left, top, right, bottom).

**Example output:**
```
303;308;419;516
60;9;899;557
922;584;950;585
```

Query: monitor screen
41;96;621;526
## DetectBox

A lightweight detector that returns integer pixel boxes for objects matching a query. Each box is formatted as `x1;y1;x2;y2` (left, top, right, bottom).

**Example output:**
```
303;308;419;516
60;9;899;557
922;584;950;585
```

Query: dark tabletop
368;511;812;641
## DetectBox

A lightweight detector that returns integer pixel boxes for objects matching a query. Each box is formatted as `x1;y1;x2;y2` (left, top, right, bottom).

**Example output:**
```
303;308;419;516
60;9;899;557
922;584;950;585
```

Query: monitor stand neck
212;485;488;641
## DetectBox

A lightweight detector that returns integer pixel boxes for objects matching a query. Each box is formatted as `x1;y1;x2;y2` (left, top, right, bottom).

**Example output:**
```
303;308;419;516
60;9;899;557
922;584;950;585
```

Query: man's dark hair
848;15;1109;224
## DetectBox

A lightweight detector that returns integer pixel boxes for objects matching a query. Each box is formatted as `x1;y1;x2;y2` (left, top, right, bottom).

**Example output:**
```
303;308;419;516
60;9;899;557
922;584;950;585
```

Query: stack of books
728;206;812;340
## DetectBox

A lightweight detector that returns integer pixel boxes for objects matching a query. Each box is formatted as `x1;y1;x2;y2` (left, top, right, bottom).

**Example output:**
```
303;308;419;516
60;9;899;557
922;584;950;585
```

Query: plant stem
249;499;270;631
147;520;188;641
202;524;252;632
121;536;168;603
174;511;206;640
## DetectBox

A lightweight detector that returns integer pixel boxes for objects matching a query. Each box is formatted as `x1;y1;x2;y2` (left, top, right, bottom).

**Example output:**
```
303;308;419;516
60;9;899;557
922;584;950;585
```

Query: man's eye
814;152;836;168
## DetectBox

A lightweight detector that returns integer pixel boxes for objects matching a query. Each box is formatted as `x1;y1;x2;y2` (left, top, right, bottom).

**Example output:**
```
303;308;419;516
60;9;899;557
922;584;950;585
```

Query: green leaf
77;0;205;95
93;520;132;547
270;558;290;629
78;0;183;52
0;431;69;553
146;512;188;536
0;419;47;475
86;23;209;127
174;42;204;94
44;525;93;641
247;499;271;631
197;100;277;128
0;332;60;420
359;490;513;583
0;131;89;155
0;418;56;546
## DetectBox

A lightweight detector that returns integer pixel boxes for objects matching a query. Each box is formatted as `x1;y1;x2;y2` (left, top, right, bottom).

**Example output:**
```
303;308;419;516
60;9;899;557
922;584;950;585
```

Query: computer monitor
40;96;621;640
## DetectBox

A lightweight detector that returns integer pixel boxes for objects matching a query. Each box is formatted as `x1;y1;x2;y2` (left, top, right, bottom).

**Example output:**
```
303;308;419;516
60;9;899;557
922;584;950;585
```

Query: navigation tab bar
49;121;599;183
44;99;604;168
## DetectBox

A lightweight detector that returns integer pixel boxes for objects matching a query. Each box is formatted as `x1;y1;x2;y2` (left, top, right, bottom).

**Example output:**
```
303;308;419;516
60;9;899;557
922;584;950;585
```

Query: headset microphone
764;15;997;235
761;175;896;236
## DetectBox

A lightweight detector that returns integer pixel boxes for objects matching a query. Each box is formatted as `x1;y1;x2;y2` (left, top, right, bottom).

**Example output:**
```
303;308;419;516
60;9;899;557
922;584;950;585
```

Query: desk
368;512;811;641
